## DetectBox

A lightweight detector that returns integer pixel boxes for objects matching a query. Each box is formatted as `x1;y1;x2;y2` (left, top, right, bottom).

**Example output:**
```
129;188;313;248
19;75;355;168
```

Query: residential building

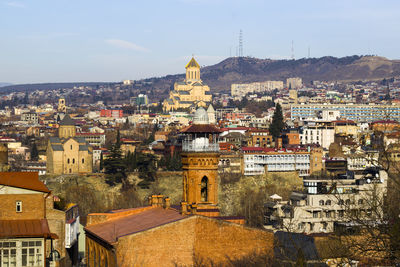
0;172;79;266
100;109;123;119
291;103;400;122
76;132;106;147
21;112;39;124
242;146;323;176
264;169;387;234
299;123;335;150
231;81;284;97
286;77;302;89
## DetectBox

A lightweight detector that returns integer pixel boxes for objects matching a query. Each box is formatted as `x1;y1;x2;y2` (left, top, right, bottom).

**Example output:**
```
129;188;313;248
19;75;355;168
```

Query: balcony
182;141;219;152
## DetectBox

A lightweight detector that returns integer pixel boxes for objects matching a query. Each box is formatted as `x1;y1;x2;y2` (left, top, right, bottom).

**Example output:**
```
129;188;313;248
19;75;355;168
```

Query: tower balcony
182;140;220;152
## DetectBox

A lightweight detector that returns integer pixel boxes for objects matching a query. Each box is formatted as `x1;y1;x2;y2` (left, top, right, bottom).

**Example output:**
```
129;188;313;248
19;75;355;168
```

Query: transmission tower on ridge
239;30;243;57
291;40;294;60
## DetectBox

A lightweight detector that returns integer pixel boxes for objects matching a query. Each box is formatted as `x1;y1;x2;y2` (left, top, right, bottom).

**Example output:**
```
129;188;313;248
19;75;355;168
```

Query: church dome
193;107;209;125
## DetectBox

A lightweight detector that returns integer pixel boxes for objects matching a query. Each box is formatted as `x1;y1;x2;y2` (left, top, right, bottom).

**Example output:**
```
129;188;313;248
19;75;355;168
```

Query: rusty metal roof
0;172;50;193
180;124;221;133
0;219;57;239
85;207;186;244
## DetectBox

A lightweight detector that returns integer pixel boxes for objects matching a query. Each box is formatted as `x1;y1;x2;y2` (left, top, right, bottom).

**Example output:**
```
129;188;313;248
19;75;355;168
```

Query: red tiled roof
85;207;186;244
0;219;57;239
180;124;221;133
0;172;50;193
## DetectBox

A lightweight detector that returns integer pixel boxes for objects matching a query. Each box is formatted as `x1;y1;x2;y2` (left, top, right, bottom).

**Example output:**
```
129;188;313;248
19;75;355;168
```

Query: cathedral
46;114;93;174
163;57;212;111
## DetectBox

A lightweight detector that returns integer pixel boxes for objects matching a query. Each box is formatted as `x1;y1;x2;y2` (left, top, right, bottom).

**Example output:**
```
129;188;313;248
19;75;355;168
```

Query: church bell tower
180;107;221;217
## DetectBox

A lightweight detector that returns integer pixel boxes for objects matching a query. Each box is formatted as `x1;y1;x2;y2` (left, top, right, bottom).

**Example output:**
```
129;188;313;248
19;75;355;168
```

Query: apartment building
264;169;387;234
242;146;322;176
291;103;400;122
231;80;284;97
299;123;335;150
76;132;106;147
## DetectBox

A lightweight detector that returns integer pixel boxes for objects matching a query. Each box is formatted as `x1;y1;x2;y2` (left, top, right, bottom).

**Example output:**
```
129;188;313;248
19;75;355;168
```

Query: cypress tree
269;103;284;140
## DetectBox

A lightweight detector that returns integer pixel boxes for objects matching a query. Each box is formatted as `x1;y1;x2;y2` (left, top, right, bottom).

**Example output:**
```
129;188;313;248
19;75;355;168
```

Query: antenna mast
239;30;243;57
291;40;294;60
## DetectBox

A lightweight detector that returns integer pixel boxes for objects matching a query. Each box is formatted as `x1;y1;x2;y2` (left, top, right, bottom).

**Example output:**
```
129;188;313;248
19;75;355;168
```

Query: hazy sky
1;0;399;84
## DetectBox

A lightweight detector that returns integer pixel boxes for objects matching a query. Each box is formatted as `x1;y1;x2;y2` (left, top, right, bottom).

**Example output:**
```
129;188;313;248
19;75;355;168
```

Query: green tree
104;130;127;186
31;142;38;161
269;103;284;140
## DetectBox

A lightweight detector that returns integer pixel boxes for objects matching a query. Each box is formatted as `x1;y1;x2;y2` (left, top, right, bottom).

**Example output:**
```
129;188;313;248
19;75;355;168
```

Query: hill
0;82;115;93
2;55;400;98
0;83;12;88
143;55;400;95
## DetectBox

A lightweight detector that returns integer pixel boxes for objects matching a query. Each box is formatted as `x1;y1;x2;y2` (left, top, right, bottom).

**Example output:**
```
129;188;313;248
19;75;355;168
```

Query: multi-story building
286;77;302;89
76;132;106;147
242;146;323;176
0;172;79;266
299;123;335;150
291;103;400;122
231;80;284;97
100;109;123;118
264;169;387;234
21;112;39;124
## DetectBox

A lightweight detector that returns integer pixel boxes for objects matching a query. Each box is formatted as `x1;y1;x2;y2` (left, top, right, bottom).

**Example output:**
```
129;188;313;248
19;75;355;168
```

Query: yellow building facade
163;57;212;111
46;114;93;174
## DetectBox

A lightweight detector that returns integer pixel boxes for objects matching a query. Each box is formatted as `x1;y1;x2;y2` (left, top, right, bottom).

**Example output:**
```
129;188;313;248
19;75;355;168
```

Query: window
72;158;75;164
82;158;84;164
67;158;70;164
338;210;344;217
310;223;314;231
319;200;324;206
16;201;22;212
70;145;73;150
0;240;43;267
313;212;318;218
201;176;208;202
325;200;331;206
358;199;364;205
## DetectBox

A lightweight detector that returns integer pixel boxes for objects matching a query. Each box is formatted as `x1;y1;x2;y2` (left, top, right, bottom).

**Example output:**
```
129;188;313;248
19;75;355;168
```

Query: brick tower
180;107;221;217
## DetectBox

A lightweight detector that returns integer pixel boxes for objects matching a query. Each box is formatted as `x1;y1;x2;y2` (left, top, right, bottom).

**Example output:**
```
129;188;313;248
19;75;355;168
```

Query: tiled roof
0;172;50;193
0;219;56;239
51;144;63;151
59;114;75;126
85;207;186;244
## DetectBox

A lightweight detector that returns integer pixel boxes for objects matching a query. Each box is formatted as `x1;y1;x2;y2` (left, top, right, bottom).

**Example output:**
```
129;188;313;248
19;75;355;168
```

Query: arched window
82;158;85;164
67;158;70;164
339;199;344;205
201;176;208;202
72;158;75;164
325;200;331;206
319;200;324;206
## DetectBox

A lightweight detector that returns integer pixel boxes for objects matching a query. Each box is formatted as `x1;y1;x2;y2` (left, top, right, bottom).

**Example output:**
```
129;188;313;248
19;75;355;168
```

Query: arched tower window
201;176;208;202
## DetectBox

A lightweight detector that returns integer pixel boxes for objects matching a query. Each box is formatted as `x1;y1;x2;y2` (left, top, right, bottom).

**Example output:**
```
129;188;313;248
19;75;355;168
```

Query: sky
1;0;400;84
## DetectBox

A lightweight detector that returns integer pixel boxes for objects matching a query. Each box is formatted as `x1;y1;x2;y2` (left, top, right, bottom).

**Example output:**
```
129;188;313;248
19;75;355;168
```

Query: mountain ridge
1;55;400;96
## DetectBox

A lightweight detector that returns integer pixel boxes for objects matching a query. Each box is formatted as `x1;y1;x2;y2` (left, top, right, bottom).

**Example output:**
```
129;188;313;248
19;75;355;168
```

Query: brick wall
0;193;45;219
112;216;274;267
